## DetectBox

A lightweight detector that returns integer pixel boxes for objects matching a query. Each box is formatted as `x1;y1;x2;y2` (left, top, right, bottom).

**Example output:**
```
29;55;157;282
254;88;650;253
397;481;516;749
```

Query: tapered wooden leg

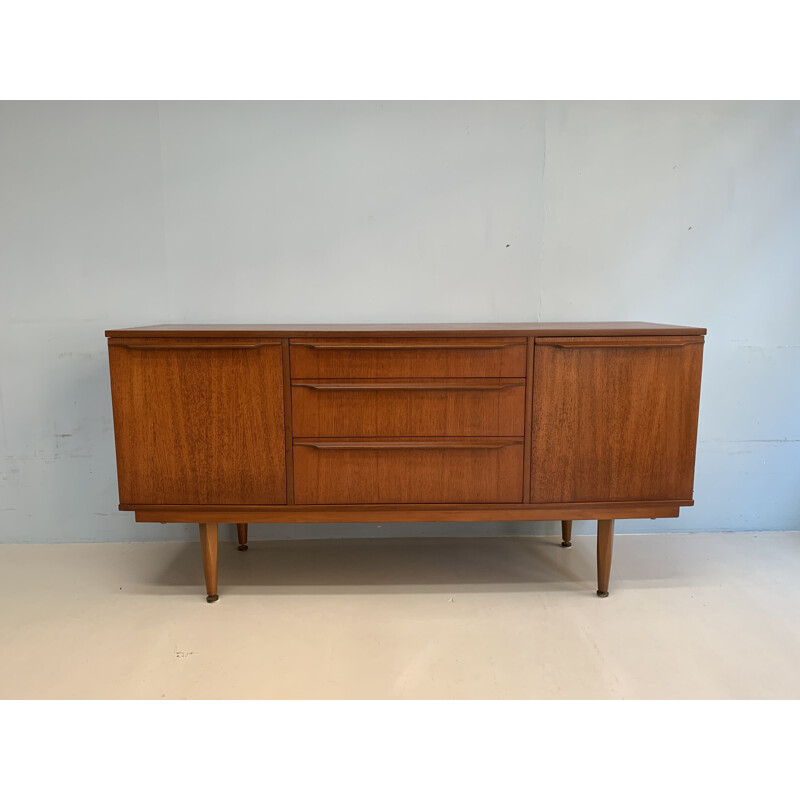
561;520;572;547
199;522;219;603
236;523;248;551
596;519;615;597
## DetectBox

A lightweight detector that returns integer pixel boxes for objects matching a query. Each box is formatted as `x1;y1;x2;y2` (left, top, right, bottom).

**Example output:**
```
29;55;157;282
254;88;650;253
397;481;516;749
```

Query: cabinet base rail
133;500;685;524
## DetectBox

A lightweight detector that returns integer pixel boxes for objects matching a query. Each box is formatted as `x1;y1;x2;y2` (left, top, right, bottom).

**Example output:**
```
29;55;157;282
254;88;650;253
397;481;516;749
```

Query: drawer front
290;338;527;378
293;440;524;504
292;379;526;437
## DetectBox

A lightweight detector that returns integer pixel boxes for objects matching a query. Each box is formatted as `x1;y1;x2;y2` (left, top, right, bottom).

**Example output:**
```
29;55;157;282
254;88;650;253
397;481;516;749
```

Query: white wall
1;101;798;543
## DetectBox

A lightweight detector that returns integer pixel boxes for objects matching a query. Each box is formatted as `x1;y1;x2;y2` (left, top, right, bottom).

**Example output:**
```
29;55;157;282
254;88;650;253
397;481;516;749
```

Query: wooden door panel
289;338;527;378
530;336;704;503
108;337;286;505
293;440;524;504
291;378;526;437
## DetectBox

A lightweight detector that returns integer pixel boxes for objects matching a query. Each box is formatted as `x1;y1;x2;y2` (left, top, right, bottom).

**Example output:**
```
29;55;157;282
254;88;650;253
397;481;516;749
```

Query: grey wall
1;101;798;543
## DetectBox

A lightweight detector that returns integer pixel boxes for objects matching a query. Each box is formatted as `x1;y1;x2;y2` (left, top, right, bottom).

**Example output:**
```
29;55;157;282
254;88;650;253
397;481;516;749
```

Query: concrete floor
1;531;798;699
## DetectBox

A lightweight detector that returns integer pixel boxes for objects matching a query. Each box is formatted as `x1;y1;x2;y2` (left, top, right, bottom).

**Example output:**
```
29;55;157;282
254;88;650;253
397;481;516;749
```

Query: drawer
293;440;524;504
289;338;527;378
292;378;526;437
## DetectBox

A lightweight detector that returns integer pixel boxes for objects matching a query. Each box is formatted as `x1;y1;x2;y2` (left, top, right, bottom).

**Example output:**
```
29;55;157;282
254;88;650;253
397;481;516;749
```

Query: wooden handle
292;342;520;351
292;381;525;391
537;336;704;349
296;441;519;450
109;342;281;351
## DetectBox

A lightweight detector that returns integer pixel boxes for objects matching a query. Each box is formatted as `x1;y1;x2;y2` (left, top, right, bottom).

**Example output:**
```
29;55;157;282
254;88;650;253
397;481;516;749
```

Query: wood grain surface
236;523;248;547
522;337;534;503
293;439;524;504
281;338;295;504
597;519;615;595
106;322;707;338
108;337;286;505
291;378;526;437
530;336;704;503
133;501;682;523
289;337;527;378
198;522;218;597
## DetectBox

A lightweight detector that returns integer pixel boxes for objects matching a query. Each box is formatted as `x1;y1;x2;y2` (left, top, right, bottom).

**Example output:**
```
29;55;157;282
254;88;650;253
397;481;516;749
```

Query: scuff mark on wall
0;383;6;449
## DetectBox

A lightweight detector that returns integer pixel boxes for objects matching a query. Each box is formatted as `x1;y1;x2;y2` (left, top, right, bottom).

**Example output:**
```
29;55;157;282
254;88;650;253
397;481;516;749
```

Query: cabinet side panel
108;338;286;505
522;337;534;503
530;337;704;503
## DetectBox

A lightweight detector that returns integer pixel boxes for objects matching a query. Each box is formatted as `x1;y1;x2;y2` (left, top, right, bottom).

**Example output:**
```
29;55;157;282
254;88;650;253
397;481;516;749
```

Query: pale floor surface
1;532;799;699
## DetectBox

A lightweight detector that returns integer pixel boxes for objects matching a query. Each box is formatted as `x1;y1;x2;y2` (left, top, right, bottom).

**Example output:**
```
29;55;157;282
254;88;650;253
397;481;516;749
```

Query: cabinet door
109;338;286;505
530;336;704;503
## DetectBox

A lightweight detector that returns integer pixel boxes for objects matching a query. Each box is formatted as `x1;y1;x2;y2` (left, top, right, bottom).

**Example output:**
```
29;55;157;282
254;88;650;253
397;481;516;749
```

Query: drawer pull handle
109;342;281;351
292;382;525;391
292;342;520;351
537;336;703;349
296;441;519;451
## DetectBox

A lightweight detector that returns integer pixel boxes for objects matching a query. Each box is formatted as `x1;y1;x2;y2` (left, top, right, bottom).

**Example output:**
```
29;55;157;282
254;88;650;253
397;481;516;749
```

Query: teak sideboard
106;323;705;602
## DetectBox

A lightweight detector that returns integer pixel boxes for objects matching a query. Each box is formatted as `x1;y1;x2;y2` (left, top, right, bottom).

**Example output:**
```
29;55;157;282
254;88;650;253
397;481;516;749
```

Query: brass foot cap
206;594;219;603
238;544;248;551
596;590;609;598
561;541;572;548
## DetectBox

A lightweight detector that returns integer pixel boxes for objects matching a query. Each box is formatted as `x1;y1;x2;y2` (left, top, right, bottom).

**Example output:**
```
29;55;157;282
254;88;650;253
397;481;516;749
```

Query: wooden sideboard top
106;321;706;338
